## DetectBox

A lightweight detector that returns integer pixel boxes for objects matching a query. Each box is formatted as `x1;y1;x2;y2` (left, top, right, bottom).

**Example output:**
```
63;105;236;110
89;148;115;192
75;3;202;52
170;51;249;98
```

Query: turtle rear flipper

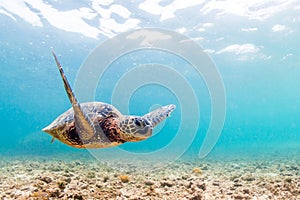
52;51;95;141
143;104;176;128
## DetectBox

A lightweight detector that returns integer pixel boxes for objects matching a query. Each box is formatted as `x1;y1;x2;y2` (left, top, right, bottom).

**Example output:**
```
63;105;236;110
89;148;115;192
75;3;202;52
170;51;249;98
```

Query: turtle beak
143;104;176;128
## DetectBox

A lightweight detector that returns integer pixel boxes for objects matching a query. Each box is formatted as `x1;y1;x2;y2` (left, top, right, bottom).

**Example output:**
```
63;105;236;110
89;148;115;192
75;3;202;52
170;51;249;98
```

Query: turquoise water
0;1;299;160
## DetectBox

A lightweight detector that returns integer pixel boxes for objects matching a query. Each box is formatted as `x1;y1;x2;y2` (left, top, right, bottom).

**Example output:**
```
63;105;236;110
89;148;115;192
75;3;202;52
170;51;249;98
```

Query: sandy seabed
0;153;299;200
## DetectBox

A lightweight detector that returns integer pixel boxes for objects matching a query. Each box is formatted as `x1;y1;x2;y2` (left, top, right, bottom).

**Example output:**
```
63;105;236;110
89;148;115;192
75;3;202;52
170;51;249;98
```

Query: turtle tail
143;104;176;128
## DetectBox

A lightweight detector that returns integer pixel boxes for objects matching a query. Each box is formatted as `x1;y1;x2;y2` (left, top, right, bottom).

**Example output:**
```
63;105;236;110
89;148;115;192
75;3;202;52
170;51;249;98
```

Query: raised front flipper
143;104;176;128
52;51;95;141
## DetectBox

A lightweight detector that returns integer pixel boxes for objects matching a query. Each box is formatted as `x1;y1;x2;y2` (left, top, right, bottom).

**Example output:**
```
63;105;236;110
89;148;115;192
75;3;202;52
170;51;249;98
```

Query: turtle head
143;104;176;127
119;116;153;142
118;104;176;142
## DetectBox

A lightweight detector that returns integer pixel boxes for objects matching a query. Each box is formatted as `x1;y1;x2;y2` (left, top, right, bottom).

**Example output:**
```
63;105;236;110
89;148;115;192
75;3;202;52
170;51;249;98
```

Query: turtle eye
134;119;141;127
144;119;150;126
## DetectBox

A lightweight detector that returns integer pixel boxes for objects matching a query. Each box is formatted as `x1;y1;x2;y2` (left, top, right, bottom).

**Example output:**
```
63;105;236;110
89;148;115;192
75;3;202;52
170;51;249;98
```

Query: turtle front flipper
52;51;95;141
143;104;176;128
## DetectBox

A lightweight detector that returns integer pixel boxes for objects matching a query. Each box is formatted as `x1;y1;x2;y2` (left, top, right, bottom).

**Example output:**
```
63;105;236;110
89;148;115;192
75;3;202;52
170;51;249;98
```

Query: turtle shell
43;102;124;148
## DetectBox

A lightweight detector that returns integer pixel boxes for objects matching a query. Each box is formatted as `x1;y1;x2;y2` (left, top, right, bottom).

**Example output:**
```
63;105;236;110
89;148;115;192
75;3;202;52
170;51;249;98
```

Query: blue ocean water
0;1;299;161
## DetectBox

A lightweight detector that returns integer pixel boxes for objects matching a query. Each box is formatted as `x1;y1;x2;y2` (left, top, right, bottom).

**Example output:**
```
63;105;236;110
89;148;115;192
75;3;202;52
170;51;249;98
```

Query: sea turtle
42;52;176;148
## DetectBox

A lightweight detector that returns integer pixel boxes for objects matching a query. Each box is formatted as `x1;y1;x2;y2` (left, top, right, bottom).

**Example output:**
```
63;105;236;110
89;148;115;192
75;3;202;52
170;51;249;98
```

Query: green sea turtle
42;52;176;148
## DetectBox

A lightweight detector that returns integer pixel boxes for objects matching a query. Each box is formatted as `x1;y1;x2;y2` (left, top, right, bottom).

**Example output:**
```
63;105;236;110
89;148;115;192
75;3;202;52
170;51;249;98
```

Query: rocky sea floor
0;153;299;200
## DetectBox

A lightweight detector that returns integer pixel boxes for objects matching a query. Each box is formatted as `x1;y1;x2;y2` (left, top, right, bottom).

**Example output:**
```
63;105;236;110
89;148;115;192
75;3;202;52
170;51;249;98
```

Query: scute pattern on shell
98;116;125;143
